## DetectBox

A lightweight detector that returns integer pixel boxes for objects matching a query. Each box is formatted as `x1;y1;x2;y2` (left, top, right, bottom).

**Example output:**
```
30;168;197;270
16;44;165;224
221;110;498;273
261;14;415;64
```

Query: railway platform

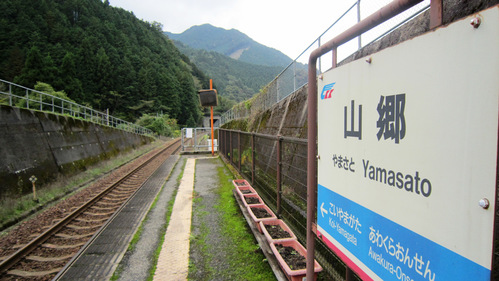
54;153;285;281
54;154;181;280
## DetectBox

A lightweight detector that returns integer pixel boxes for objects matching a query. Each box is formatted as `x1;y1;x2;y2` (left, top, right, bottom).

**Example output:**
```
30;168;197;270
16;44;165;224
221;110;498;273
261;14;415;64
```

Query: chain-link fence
221;0;430;125
219;128;355;280
0;79;152;136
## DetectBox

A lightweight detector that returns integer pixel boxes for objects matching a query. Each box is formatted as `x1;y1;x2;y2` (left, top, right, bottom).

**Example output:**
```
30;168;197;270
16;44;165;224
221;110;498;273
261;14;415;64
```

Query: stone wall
0;105;153;197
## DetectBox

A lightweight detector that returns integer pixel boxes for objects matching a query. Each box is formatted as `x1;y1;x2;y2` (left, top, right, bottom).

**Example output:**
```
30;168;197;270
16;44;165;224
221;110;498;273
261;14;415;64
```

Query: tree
60;51;83;100
135;113;179;137
15;46;44;87
3;0;207;127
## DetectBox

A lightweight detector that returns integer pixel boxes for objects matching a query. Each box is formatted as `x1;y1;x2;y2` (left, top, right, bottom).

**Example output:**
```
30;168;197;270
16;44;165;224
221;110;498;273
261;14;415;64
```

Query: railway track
0;139;181;280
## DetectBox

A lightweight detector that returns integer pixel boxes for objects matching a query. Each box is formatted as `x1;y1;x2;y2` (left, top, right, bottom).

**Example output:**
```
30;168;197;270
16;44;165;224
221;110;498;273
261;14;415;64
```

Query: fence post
220;129;224;156
225;130;228;158
39;93;42;111
8;84;12;106
26;89;29;109
181;128;185;152
238;131;241;171
194;128;197;152
276;135;282;216
229;130;233;164
251;133;255;185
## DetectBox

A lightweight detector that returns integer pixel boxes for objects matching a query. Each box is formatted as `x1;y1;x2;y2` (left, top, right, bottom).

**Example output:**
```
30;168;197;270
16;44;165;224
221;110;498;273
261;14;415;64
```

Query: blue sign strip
318;184;490;281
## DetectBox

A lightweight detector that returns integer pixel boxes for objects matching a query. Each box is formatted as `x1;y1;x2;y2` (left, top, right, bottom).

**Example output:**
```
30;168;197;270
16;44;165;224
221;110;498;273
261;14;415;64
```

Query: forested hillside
166;24;292;67
0;0;205;126
173;41;282;102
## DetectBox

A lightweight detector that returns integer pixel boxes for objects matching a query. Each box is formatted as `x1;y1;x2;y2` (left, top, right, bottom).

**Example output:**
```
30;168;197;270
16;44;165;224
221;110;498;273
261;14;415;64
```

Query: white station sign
317;6;499;281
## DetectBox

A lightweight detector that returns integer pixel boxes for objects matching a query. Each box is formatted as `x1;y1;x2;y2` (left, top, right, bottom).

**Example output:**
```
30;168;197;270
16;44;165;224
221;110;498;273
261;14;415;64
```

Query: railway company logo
321;83;335;100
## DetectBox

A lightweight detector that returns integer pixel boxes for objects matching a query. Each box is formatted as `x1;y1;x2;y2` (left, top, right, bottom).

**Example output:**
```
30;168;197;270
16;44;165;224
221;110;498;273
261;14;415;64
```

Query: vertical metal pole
318;38;322;74
346;267;355;281
251;133;255;185
210;79;215;156
238;131;241;171
222;129;225;157
194;128;197;152
357;0;362;49
211;106;214;156
52;97;54;113
181;128;185;152
332;47;338;68
429;0;443;29
306;53;319;281
26;89;29;109
8;84;12;106
39;93;42;111
276;135;282;216
229;130;233;164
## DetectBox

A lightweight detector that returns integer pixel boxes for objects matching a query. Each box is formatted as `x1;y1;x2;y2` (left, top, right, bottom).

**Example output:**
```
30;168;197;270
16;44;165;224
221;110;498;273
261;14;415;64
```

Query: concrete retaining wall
0;105;153;197
223;0;498;138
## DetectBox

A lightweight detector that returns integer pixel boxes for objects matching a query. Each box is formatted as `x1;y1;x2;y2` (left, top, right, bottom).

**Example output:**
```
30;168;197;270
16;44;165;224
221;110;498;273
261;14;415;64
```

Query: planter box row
232;179;322;281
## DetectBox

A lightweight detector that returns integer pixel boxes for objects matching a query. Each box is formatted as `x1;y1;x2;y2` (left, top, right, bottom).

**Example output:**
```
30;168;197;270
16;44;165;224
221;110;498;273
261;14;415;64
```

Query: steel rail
0;139;180;275
53;140;181;280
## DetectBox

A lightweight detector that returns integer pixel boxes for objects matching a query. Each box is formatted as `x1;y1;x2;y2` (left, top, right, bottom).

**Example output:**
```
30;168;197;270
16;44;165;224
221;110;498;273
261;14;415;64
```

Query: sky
110;0;430;64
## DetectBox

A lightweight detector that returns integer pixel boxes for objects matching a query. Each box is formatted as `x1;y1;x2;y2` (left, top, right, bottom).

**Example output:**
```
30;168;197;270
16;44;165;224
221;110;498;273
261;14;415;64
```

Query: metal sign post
198;79;218;156
210;79;215;156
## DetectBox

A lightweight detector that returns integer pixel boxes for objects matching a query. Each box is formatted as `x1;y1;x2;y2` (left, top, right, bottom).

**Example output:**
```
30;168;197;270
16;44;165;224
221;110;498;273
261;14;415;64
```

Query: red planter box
235;185;257;200
232;179;250;188
247;204;277;233
270;240;323;281
259;219;297;244
242;193;263;207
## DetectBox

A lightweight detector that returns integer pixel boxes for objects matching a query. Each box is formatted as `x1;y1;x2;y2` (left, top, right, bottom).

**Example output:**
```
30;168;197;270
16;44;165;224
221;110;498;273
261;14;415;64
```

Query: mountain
172;40;282;103
0;0;205;126
165;24;292;67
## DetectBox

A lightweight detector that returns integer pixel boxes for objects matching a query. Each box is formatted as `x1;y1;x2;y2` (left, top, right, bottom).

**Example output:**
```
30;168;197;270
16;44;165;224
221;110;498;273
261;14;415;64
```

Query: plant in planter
270;240;322;281
260;219;297;244
276;244;306;270
247;204;277;232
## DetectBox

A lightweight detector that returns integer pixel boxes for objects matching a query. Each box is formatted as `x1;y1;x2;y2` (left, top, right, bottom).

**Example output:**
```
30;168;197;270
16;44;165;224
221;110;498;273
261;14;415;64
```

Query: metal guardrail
0;79;153;136
220;0;430;125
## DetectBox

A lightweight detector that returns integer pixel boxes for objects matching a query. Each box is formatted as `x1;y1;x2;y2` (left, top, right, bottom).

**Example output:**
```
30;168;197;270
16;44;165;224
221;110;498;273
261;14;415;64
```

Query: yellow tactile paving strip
154;158;195;281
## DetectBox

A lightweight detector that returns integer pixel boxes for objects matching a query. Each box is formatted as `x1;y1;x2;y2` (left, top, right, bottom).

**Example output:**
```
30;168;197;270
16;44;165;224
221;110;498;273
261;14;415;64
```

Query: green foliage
172;41;282;103
1;0;203;125
135;113;179;137
15;81;76;109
